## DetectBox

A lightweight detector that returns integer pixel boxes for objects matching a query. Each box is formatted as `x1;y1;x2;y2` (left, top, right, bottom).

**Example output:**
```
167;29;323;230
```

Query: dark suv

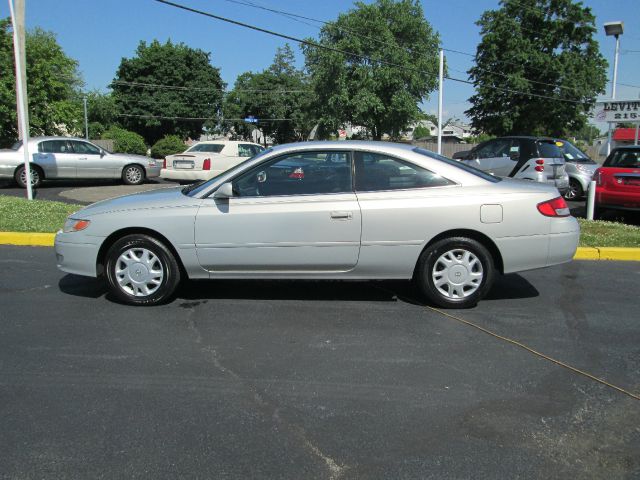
453;136;569;194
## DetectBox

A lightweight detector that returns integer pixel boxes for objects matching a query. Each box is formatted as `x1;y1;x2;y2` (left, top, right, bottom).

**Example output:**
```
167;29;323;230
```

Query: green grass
0;195;84;233
1;195;639;248
577;218;640;248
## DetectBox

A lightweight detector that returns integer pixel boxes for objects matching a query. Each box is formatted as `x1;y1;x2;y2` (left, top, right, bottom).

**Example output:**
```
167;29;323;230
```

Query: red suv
594;146;640;217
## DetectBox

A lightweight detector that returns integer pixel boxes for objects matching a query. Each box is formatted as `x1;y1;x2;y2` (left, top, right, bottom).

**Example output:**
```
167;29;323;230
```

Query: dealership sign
593;100;640;123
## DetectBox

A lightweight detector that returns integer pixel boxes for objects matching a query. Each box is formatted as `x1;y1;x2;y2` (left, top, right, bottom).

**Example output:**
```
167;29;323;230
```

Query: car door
194;150;361;273
490;139;521;177
35;139;76;179
469;138;515;176
70;140;115;178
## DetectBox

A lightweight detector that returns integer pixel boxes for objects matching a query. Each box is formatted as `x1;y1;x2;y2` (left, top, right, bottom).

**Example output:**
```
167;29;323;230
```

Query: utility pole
437;49;444;155
9;0;33;200
83;96;89;139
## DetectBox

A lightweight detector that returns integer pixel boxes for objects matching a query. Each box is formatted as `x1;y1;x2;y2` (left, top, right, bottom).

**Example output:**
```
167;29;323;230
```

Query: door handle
330;211;352;220
78;157;87;160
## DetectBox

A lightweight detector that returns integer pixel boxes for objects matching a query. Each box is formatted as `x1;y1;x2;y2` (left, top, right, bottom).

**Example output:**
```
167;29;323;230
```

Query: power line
116;113;297;121
618;82;640;89
111;80;309;94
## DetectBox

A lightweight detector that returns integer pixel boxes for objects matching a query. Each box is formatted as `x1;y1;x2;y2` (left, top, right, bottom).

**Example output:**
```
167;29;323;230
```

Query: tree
466;0;607;137
0;18;83;147
302;0;440;140
85;90;116;137
111;40;225;145
223;44;314;144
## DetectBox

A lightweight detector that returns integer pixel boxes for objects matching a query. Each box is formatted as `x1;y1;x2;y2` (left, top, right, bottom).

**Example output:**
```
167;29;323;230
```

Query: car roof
268;140;418;154
193;140;261;146
492;136;557;142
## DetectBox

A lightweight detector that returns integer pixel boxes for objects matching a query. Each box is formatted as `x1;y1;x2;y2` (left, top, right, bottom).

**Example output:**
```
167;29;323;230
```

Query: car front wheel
105;234;181;306
122;164;145;185
415;237;495;309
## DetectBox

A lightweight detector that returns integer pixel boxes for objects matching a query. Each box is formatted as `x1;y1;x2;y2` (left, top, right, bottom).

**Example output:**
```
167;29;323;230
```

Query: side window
250;145;264;156
354;152;454;192
238;144;256;157
537;141;562;159
508;139;520;160
71;141;101;155
38;140;71;154
233;151;352;197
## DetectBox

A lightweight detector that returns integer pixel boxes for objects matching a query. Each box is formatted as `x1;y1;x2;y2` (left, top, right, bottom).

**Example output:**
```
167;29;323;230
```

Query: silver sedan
0;136;161;187
55;141;579;308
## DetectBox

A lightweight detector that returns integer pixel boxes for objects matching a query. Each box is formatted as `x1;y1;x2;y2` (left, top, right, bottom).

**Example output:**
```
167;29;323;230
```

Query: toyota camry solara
55;141;579;308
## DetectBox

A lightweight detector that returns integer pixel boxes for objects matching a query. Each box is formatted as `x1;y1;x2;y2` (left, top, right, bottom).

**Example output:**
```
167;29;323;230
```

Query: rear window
187;144;225;153
536;141;563;158
604;149;640;168
11;141;22;150
413;147;501;183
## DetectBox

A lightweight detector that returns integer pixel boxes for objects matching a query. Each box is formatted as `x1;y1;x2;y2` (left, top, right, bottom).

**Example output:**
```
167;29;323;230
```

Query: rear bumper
161;169;214;181
596;189;640;210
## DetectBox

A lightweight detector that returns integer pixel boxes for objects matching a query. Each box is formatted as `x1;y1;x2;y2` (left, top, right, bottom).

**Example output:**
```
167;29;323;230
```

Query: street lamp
604;21;624;154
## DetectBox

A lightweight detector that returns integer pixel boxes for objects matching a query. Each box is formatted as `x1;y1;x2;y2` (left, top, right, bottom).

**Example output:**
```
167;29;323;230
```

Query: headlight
63;218;91;233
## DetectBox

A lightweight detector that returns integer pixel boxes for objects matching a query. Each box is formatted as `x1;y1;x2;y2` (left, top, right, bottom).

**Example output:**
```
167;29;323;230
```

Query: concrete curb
1;232;639;261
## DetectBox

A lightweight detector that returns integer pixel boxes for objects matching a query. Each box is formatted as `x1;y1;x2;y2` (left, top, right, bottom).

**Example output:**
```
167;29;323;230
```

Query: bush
102;126;147;155
150;135;186;159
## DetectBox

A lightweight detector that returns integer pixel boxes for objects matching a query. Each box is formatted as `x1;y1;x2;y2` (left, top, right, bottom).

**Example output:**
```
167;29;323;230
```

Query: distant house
405;120;475;143
613;127;640;146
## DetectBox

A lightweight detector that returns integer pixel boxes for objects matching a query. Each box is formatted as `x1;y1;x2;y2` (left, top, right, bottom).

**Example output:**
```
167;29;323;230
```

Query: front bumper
55;231;103;277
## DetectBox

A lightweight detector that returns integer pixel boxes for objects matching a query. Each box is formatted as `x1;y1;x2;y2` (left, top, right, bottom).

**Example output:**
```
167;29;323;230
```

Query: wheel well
14;163;45;179
96;227;186;277
122;163;146;177
420;229;504;274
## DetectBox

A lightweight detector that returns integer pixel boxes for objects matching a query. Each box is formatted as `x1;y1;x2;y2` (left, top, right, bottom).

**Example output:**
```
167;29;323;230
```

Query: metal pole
586;180;596;221
83;96;89;139
9;0;33;200
635;123;639;146
607;35;621;156
437;49;444;155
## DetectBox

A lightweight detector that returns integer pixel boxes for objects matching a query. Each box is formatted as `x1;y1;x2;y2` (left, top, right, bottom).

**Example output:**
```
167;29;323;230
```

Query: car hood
109;152;154;163
74;186;200;218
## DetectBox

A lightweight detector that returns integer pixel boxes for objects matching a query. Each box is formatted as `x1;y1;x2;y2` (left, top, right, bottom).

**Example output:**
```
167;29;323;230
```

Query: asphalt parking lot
1;246;638;479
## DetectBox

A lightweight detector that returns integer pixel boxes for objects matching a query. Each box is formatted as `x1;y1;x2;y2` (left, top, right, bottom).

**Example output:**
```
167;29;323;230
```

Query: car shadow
0;178;169;190
58;273;539;305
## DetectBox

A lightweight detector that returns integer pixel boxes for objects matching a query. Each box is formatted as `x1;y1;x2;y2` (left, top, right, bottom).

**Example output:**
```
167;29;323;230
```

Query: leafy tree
412;124;431;139
223;44;314;144
102;126;147;155
302;0;440;140
85;90;116;137
466;0;607;137
111;40;225;145
0;18;83;147
150;135;185;159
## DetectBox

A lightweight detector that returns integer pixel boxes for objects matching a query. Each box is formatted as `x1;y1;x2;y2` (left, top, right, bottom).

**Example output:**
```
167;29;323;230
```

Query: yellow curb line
0;233;639;261
0;232;55;246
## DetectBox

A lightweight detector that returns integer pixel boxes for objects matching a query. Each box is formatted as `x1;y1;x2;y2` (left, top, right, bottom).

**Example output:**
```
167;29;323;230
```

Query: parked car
55;141;579;308
554;139;598;200
161;140;264;182
453;136;569;194
0;137;160;188
593;146;640;217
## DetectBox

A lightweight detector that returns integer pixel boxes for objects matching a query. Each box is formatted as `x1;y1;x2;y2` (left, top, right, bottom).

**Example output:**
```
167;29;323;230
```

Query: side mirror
100;149;106;158
213;182;234;199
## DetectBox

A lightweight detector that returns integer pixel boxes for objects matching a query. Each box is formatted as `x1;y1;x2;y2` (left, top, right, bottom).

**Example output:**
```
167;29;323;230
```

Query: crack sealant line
426;305;640;402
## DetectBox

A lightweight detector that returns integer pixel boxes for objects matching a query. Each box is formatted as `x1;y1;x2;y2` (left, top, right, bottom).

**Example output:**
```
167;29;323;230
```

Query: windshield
186;143;225;153
183;147;274;196
556;140;594;164
413;147;502;183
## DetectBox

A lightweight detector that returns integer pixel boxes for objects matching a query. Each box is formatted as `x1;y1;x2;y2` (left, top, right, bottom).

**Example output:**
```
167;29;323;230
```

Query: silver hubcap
115;248;164;297
432;248;483;299
125;167;142;184
565;182;578;200
21;167;39;186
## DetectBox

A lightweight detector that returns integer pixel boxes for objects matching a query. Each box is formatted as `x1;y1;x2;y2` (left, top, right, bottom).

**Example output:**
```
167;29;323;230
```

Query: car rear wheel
415;237;495;309
563;179;583;200
122;164;145;185
105;234;180;306
14;164;43;188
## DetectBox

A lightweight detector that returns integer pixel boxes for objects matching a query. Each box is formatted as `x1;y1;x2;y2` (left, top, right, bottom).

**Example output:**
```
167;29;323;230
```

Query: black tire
563;179;584;201
105;234;181;306
14;164;43;188
122;164;145;185
415;236;495;309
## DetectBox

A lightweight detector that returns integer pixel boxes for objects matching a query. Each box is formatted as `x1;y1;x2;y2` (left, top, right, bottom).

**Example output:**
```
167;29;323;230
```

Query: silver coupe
55;141;579;308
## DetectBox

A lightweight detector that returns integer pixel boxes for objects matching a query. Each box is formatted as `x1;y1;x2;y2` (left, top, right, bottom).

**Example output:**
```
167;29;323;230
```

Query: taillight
534;159;544;172
593;168;602;186
163;158;167;169
288;167;304;179
203;158;211;170
537;196;570;217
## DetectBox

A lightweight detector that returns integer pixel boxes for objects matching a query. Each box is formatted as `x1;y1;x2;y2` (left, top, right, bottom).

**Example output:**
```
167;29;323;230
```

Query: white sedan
161;140;264;182
56;141;579;308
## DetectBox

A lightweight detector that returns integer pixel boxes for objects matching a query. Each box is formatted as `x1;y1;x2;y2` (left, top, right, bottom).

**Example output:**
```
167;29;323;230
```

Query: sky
2;0;639;132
